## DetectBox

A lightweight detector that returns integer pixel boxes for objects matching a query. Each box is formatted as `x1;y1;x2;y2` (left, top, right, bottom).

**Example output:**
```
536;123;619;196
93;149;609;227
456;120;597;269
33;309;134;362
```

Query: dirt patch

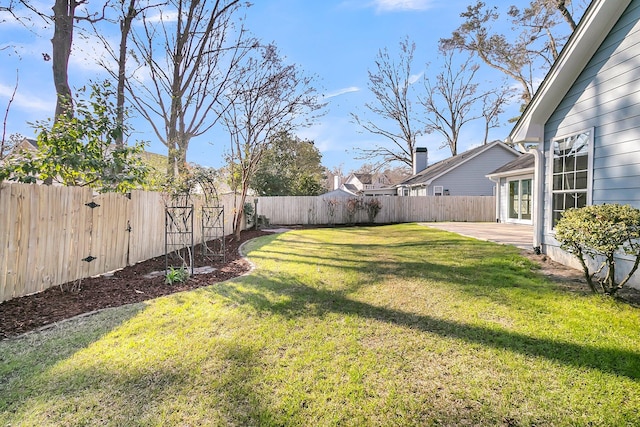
0;229;270;340
520;249;640;305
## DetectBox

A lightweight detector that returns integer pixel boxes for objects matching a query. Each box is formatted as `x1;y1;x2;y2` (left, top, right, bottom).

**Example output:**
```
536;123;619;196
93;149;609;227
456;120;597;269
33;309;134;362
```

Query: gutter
508;137;544;253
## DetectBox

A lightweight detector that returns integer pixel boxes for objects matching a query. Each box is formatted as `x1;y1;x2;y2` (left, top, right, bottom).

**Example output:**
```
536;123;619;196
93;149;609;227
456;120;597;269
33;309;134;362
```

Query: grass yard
1;224;640;426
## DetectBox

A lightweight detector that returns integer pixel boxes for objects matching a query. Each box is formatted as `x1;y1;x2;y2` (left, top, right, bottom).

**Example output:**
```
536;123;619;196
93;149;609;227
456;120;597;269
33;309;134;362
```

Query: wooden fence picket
0;182;495;302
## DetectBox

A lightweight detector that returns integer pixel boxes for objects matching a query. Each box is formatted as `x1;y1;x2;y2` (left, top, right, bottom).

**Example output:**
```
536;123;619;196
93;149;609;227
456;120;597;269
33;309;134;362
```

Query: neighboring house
507;0;640;285
1;137;37;162
397;141;521;197
340;172;396;196
12;137;38;154
486;154;535;225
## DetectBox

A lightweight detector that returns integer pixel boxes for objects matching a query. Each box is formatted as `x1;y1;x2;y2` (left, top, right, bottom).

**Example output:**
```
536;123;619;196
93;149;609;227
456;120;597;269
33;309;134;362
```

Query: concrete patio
421;222;534;251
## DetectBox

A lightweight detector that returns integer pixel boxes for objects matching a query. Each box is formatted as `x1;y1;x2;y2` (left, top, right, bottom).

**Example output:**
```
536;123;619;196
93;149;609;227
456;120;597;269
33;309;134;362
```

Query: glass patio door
508;178;532;221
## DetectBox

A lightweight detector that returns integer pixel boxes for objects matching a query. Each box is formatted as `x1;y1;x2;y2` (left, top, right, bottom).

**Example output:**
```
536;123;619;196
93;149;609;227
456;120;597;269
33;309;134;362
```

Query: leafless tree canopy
92;0;166;148
481;83;516;144
440;0;585;106
127;0;255;176
419;49;485;157
354;36;511;164
351;37;424;169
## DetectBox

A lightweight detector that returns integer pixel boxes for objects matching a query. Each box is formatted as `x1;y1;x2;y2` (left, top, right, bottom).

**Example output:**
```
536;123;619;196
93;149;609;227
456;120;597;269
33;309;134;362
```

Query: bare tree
1;71;19;160
440;1;585;107
127;0;255;177
222;44;324;238
51;0;107;119
351;37;425;169
420;49;485;157
92;0;164;147
1;0;107;120
481;83;515;144
440;2;534;105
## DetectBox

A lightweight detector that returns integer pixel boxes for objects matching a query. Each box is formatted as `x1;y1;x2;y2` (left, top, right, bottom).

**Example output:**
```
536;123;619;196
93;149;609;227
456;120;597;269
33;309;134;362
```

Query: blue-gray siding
541;0;640;283
544;0;640;237
429;146;519;196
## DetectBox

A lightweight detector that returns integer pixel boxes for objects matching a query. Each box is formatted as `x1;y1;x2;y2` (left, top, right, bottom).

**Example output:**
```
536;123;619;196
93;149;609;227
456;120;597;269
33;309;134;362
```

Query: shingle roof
487;153;534;176
399;141;518;187
353;173;372;185
320;189;356;198
343;183;359;193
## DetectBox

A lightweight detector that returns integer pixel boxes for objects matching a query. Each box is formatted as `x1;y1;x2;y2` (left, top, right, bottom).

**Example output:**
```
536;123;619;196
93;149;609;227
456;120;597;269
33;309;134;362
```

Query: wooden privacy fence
0;183;495;303
0;182;241;302
255;195;496;225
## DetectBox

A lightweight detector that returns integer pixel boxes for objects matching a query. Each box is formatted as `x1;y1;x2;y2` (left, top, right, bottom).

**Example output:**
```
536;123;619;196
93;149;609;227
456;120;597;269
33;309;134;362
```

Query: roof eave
486;167;535;180
509;0;632;144
423;141;520;183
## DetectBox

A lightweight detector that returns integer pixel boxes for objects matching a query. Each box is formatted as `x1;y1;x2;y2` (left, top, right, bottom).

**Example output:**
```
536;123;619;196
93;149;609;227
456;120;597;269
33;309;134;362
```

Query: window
551;129;593;226
433;185;443;196
508;178;532;221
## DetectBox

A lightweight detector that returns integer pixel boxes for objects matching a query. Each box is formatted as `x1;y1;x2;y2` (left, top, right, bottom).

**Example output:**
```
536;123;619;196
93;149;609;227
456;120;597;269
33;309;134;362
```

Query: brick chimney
413;147;428;175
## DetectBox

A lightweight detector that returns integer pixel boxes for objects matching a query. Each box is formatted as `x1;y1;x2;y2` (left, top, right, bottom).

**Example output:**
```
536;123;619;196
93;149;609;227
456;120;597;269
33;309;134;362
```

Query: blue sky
0;0;519;173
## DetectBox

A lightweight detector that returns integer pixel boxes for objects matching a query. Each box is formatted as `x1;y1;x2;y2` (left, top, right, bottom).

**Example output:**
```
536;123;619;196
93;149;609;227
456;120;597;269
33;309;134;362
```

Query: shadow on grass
224;230;640;381
0;304;146;409
213;272;640;380
248;234;552;299
0;301;280;426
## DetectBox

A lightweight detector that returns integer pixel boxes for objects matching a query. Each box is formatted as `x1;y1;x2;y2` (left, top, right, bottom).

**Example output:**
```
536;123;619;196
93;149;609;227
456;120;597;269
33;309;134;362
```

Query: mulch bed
2;228;639;340
0;229;270;340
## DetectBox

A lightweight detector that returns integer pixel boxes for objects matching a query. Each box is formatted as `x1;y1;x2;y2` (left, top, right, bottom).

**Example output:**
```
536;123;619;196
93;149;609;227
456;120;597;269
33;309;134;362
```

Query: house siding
429;146;518;196
542;0;640;281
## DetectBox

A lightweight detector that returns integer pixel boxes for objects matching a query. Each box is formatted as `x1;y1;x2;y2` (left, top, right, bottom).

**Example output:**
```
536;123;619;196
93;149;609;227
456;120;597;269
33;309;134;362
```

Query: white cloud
69;33;118;74
143;9;180;24
408;71;423;85
0;83;54;113
323;86;360;99
372;0;436;12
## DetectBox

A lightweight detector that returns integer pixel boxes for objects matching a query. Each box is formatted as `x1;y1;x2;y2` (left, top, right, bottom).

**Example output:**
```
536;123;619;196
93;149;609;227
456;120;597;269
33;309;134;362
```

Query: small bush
165;267;190;285
365;198;382;223
555;204;640;295
346;197;363;225
324;198;341;224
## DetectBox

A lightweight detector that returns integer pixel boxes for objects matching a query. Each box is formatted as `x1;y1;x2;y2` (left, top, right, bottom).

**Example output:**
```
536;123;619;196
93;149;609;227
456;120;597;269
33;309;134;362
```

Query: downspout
530;147;545;254
514;137;544;255
488;176;500;223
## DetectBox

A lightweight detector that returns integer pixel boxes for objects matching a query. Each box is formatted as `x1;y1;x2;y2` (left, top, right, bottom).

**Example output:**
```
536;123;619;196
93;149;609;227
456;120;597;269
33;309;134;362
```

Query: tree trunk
115;0;137;148
233;187;249;240
176;141;189;176
52;0;75;121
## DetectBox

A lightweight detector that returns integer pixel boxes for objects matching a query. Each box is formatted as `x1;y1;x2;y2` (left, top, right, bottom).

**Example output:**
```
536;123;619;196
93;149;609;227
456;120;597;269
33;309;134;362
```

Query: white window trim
433;185;444;196
506;176;533;223
546;127;594;231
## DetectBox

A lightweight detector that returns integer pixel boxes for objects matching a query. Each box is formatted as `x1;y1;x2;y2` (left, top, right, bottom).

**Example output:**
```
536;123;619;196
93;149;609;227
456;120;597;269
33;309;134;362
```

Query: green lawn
1;224;640;426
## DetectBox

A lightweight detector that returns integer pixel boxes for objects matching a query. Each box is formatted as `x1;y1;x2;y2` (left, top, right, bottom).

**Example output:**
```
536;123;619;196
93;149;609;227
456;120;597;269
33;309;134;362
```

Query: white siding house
340;173;396;196
508;0;640;287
